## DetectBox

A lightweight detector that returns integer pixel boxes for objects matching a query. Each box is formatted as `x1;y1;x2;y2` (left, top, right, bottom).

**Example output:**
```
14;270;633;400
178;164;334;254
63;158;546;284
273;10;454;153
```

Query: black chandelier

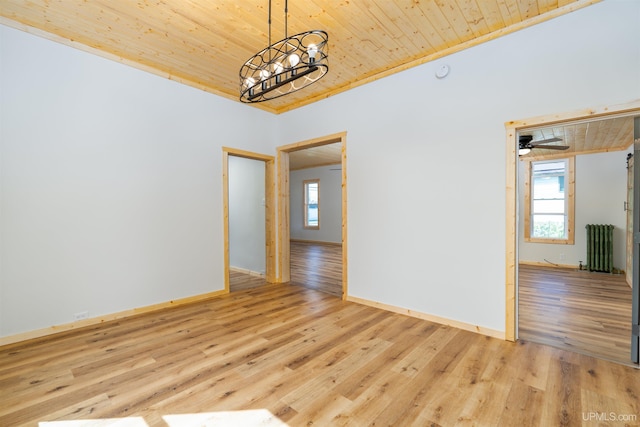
239;0;328;103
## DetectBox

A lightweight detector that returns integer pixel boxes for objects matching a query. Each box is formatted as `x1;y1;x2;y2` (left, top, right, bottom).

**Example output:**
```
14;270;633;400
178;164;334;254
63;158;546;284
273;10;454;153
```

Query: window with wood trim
524;157;575;244
303;179;319;229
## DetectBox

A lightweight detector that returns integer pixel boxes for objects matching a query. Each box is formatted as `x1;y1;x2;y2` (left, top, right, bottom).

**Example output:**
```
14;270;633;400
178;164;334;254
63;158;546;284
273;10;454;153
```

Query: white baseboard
229;266;266;277
519;260;579;269
290;238;342;246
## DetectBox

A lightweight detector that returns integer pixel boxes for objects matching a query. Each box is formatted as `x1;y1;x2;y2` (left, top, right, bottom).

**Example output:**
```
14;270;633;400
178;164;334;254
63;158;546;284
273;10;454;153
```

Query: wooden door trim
505;99;640;342
276;132;348;299
222;147;276;293
627;154;634;288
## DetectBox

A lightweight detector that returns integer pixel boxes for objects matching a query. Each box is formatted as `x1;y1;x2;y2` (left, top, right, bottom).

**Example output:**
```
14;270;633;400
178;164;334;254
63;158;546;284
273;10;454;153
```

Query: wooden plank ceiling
520;116;636;160
289;143;341;170
0;0;600;114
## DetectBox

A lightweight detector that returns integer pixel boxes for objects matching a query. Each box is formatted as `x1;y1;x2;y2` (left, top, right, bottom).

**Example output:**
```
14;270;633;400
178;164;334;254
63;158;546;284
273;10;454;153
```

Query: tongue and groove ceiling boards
0;0;599;114
519;116;637;159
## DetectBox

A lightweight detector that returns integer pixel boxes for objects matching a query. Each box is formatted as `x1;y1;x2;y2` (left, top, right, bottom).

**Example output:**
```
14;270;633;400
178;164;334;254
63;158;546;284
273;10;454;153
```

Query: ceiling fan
518;135;570;156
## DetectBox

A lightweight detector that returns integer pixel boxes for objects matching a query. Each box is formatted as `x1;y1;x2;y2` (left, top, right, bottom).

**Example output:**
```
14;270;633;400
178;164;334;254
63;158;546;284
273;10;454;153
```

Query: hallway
230;241;342;297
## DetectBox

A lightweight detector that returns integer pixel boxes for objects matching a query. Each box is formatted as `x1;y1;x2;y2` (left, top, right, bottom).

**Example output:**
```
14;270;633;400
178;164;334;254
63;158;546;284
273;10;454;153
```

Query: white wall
0;25;274;337
228;156;266;274
1;0;639;340
518;149;632;270
274;0;640;334
290;165;342;243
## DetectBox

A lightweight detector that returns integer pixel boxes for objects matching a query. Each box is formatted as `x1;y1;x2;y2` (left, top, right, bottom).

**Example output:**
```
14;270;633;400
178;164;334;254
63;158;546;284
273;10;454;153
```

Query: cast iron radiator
585;224;614;273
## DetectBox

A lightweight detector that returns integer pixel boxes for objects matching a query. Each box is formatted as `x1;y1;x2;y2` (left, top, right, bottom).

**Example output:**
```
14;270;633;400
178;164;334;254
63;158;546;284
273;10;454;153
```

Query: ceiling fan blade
536;145;570;150
529;137;563;146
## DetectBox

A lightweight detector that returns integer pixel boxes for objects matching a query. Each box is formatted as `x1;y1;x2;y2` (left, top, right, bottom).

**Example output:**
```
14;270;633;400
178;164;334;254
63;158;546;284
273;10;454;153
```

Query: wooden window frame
524;156;575;245
303;179;320;230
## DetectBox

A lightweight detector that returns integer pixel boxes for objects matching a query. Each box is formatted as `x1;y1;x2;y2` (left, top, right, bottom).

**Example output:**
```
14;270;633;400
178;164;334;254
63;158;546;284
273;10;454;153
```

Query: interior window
525;157;575;244
304;179;319;229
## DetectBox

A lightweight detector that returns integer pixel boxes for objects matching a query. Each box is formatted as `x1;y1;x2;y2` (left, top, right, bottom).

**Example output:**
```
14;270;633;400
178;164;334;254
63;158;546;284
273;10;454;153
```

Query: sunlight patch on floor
38;410;289;427
39;418;148;427
163;409;289;426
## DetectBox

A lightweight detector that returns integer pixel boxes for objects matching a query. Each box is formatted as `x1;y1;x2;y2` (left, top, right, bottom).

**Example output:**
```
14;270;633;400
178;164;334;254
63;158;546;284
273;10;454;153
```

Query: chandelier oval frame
239;30;329;103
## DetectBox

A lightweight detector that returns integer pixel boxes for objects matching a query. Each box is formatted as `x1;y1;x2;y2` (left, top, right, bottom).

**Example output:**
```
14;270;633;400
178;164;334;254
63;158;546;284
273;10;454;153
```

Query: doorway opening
222;147;275;292
505;100;640;366
276;132;348;299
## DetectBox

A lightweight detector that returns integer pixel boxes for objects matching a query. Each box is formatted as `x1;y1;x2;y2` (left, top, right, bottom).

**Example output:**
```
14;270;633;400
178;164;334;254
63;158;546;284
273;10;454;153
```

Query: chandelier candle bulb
245;77;256;97
308;44;318;62
289;54;299;66
274;62;284;83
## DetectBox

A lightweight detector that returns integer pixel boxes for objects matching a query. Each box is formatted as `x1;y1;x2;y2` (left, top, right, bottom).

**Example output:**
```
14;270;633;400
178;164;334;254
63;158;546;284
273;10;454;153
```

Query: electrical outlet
74;311;89;320
560;253;565;261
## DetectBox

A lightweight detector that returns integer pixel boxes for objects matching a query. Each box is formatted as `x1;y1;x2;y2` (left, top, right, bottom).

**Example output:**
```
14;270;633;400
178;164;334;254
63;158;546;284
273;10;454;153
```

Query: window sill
524;237;574;245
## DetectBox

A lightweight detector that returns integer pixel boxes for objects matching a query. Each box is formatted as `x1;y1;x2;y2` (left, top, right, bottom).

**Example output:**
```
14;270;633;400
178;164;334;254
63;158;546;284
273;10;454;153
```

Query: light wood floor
229;269;268;292
289;241;342;297
1;283;639;426
230;241;342;297
519;264;634;366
